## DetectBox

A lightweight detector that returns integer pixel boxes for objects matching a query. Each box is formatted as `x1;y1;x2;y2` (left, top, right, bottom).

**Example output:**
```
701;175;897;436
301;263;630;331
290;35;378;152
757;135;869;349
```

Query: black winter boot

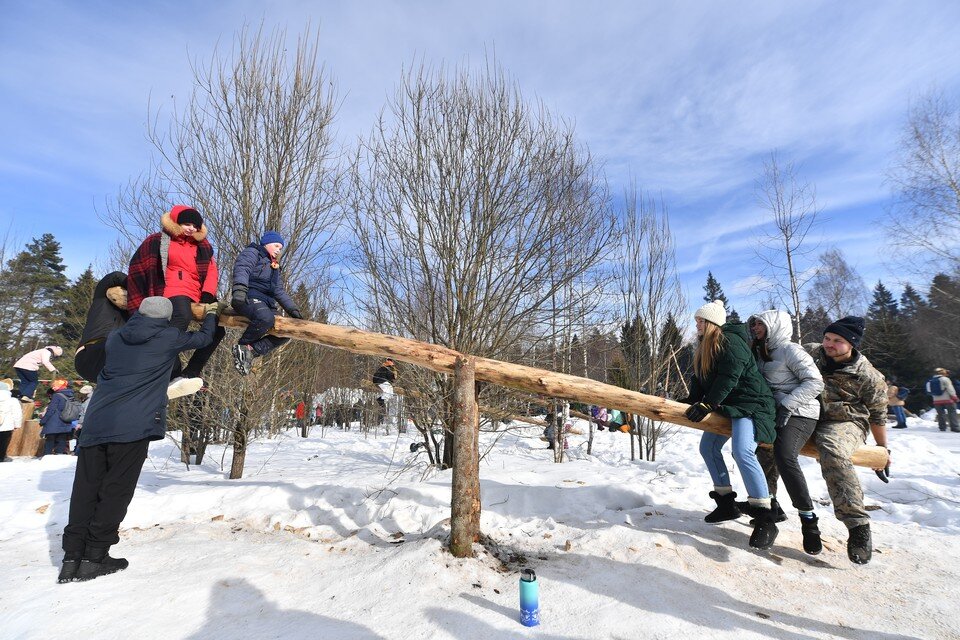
57;551;82;584
74;548;129;582
705;491;742;523
847;524;872;565
800;514;822;555
748;506;779;550
737;496;788;525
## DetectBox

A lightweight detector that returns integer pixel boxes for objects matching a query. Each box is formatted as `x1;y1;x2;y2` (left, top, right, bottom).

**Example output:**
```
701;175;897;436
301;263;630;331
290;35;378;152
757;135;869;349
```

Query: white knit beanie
695;299;727;327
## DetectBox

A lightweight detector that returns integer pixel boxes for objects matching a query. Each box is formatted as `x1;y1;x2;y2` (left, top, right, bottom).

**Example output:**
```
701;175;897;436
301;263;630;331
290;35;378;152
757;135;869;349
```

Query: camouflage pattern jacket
803;343;887;431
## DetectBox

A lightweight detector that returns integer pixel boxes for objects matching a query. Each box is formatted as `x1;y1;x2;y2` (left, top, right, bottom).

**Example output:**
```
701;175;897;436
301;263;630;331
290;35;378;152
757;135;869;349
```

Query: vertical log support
450;356;480;558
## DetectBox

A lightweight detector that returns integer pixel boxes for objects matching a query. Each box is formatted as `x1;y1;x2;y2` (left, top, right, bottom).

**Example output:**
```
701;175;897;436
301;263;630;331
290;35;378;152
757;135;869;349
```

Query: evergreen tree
899;284;926;321
0;234;69;364
702;271;740;323
798;305;830;345
862;281;922;384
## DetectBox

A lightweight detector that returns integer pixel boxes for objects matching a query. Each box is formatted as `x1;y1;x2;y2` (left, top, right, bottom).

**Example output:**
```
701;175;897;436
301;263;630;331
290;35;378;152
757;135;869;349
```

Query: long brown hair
694;321;724;378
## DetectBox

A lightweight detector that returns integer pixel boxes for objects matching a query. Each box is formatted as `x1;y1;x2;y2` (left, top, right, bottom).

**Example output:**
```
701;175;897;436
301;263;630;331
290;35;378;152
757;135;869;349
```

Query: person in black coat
58;296;220;584
75;271;130;382
230;231;303;376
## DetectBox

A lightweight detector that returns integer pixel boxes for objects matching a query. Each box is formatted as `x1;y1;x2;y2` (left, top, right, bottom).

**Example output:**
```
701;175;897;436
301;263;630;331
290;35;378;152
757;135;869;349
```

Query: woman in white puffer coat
748;309;825;555
0;380;24;461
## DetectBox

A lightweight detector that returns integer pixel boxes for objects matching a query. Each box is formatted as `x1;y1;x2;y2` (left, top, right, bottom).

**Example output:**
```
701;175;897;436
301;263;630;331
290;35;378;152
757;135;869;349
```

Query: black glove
875;448;891;483
287;308;304;319
200;292;218;304
231;285;248;311
684;402;715;423
775;406;791;431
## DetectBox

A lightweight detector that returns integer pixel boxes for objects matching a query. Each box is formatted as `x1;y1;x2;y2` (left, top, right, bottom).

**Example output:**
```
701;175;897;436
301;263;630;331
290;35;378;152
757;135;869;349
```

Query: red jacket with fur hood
126;206;219;311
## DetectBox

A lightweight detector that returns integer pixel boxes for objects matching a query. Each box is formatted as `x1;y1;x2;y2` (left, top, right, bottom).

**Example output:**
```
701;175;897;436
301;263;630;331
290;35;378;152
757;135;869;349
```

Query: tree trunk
168;298;888;469
450;356;480;558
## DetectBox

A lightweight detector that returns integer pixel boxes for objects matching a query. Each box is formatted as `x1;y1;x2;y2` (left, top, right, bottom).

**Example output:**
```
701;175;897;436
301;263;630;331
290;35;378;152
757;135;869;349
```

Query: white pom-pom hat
695;299;727;327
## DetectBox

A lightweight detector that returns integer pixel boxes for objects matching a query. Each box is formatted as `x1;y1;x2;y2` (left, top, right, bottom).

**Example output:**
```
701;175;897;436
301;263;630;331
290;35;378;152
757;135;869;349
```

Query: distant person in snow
925;367;959;432
13;345;63;402
58;296;220;584
682;300;779;550
371;358;399;431
0;379;23;461
886;379;908;430
75;271;130;382
805;316;888;565
230;231;303;376
748;310;825;555
40;379;76;456
127;205;226;398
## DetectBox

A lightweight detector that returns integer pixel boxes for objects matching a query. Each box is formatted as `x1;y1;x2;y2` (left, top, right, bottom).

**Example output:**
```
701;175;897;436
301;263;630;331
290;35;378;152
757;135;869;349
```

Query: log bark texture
449;356;480;558
160;294;886;469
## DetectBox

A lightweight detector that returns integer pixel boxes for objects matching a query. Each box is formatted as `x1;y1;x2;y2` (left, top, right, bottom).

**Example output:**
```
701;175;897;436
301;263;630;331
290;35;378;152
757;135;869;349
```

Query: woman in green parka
683;300;779;549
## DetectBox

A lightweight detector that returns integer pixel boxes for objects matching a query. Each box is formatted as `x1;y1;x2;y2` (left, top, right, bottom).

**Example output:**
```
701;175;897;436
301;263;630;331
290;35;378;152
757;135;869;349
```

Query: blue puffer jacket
232;243;296;311
79;311;217;447
41;389;76;435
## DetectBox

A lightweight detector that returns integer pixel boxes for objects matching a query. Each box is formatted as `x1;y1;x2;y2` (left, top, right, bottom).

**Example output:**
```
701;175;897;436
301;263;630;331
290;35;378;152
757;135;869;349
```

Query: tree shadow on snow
185;577;384;640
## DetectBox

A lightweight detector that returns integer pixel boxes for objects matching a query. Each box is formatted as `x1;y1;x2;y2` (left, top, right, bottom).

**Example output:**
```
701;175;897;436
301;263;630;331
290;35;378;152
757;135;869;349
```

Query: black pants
169;295;225;379
236;299;289;356
758;414;818;512
75;341;107;382
0;430;12;459
62;438;150;554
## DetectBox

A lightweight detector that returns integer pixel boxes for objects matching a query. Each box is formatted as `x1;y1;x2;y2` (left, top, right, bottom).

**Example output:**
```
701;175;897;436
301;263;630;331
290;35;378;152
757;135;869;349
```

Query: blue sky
2;0;959;319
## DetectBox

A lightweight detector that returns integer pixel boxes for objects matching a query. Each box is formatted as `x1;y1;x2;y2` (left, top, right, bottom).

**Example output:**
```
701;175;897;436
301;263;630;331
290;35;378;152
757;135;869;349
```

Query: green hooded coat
687;322;777;443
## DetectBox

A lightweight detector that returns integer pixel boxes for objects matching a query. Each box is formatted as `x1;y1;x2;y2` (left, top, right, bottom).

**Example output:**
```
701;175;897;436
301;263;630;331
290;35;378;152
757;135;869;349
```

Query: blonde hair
694;321;724;379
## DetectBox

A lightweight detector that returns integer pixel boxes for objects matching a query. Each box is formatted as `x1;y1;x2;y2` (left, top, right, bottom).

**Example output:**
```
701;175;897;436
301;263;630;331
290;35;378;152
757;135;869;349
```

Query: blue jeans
891;405;907;428
699;417;770;500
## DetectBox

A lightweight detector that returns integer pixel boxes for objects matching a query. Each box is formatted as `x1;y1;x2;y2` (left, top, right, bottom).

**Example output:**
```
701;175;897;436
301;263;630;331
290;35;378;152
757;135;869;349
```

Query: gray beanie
139;296;173;320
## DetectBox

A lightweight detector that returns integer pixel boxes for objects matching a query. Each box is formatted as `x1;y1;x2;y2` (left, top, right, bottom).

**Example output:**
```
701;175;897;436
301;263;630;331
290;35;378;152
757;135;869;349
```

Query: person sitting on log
682;300;779;550
126;205;226;398
804;316;888;565
230;231;303;376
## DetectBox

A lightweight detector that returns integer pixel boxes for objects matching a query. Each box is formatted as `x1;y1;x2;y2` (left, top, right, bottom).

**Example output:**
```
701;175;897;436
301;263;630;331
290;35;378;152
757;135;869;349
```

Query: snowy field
2;412;959;640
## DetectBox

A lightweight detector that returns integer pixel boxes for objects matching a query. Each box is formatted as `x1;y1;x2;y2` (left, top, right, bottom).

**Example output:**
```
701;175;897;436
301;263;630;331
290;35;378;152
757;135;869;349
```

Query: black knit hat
823;316;865;348
175;206;203;229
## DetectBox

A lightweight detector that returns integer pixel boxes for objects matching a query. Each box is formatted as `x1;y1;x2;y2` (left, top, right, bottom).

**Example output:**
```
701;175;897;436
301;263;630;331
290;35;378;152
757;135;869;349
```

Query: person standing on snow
230;231;303;376
13;345;63;402
58;296;221;584
805;316;888;565
886;379;908;430
74;271;130;382
748;310;825;555
0;379;23;461
925;367;959;432
682;300;779;550
127;205;225;398
40;379;76;456
371;358;399;431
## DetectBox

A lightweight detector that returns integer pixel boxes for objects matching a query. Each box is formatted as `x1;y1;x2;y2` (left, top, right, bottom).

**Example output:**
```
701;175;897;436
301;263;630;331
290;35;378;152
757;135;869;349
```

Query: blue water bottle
519;568;540;627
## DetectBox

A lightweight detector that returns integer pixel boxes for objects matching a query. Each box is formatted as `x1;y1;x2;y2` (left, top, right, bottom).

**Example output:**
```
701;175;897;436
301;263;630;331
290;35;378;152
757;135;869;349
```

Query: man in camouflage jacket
804;315;888;565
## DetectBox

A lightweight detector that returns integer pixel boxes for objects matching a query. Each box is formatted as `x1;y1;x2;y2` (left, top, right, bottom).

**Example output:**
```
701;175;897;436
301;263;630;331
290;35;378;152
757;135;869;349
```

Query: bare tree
351;59;610;553
101;24;345;477
755;152;820;339
613;186;686;460
888;90;960;275
805;248;869;319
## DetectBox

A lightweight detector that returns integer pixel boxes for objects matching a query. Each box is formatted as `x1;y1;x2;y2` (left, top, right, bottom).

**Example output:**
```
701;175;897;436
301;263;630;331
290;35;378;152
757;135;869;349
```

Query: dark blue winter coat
79;311;217;447
40;389;76;435
232;243;296;311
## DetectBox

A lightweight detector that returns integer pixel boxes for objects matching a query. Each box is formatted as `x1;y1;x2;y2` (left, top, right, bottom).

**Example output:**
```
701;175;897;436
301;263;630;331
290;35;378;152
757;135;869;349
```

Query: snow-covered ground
2;413;959;640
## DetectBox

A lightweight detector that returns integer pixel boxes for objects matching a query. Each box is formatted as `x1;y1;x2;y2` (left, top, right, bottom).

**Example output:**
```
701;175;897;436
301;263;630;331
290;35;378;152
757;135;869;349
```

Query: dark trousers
15;367;38;400
934;404;960;431
891;405;907;428
62;438;150;554
43;432;72;456
237;299;289;356
169;295;225;379
75;341;107;382
757;414;817;512
0;430;12;459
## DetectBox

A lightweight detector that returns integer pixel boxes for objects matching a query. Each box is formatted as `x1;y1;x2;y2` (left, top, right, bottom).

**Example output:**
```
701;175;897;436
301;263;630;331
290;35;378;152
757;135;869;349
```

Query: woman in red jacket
126;205;225;397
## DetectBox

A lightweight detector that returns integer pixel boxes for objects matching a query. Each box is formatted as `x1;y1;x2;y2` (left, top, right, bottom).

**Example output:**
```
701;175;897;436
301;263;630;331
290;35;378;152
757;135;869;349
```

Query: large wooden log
145;294;885;469
8;419;43;457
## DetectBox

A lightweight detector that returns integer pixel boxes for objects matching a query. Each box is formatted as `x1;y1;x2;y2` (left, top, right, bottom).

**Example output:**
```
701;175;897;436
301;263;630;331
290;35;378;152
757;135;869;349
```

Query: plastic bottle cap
521;568;536;582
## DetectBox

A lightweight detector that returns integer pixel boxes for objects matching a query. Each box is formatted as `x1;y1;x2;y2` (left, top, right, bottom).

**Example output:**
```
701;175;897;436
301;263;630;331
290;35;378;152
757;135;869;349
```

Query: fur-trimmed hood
162;207;208;242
